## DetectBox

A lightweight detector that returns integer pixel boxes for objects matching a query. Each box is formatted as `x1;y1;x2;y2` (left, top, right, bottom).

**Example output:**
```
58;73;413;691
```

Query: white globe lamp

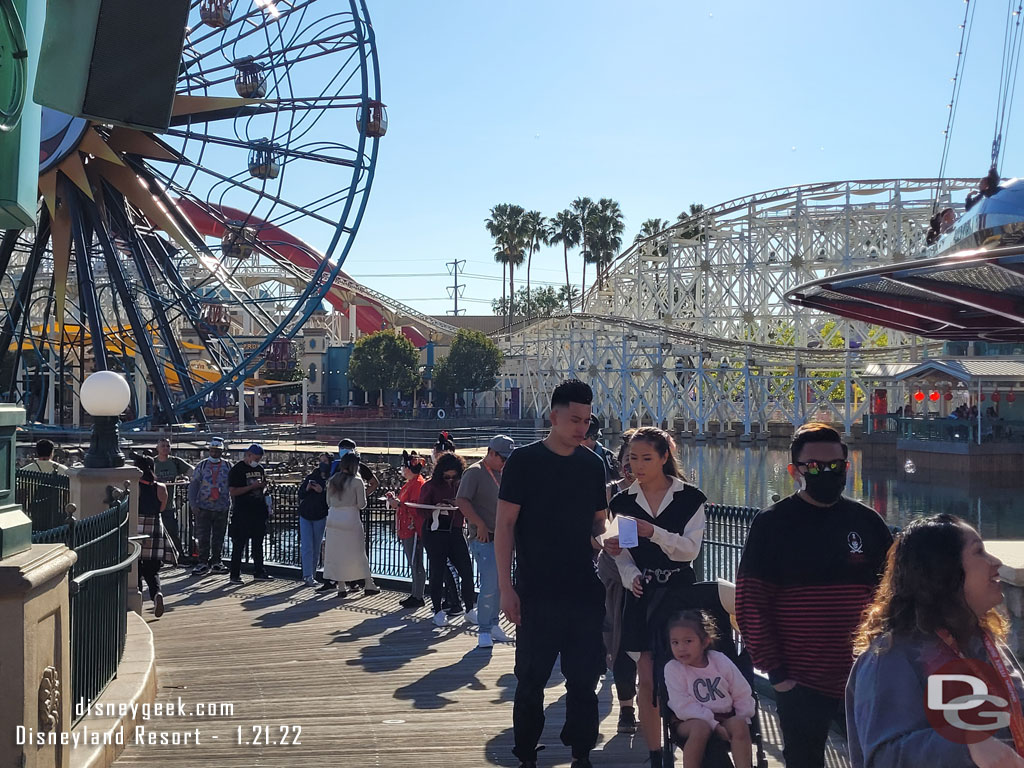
81;371;132;468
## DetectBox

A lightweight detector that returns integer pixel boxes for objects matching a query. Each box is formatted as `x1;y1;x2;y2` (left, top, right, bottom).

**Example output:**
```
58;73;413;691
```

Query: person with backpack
22;439;67;475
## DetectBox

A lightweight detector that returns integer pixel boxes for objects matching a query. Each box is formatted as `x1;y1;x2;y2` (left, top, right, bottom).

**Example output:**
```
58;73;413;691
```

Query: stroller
652;581;768;768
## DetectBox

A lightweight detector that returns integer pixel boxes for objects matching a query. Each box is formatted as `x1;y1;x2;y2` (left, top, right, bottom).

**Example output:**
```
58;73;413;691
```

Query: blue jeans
299;516;328;580
471;538;498;631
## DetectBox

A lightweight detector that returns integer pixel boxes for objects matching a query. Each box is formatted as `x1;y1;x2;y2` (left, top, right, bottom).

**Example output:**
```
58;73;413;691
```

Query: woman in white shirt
323;452;379;597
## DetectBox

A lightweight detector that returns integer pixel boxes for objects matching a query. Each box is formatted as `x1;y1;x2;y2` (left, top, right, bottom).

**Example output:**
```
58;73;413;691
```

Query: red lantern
1009;392;1017;403
929;391;940;401
992;392;1001;403
944;392;953;401
913;390;925;402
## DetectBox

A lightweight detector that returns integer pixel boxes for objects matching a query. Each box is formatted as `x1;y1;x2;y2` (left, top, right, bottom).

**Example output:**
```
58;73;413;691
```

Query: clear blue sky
339;0;1024;315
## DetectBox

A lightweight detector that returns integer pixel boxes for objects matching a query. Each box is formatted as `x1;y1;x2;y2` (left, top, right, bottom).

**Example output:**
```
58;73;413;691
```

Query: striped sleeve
735;514;788;683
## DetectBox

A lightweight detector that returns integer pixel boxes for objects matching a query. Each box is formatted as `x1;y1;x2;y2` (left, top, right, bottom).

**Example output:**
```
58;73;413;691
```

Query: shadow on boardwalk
112;570;849;768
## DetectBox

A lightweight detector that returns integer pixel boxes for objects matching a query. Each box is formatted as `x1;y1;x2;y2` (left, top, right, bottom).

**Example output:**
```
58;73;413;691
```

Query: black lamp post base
83;415;126;469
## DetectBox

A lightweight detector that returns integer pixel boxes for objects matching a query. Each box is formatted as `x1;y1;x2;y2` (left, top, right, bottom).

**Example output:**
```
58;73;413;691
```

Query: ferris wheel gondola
0;0;384;426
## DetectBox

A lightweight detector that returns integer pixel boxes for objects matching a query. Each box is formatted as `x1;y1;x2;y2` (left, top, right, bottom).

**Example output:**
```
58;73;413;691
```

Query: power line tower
446;259;466;316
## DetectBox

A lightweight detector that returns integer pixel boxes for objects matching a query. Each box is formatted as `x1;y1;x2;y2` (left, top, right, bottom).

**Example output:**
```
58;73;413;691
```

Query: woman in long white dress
324;452;379;597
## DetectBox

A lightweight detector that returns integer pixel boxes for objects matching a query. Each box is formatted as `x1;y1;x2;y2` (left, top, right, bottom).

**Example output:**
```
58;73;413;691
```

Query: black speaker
34;0;189;132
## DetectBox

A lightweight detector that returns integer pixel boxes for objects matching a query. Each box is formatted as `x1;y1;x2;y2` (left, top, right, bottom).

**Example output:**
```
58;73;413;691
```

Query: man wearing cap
228;444;273;583
187;438;231;575
332;438;380;496
455;435;515;649
582;415;618;484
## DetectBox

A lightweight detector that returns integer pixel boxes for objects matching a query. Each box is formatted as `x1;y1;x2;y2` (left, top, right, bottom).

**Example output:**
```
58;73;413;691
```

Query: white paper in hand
618;517;639;549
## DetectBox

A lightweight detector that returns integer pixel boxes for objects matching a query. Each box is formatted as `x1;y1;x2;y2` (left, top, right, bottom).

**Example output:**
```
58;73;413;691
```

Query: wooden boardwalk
112;570;850;767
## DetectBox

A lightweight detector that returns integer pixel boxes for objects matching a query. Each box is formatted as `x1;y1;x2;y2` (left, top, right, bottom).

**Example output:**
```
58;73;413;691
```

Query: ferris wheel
0;0;384;426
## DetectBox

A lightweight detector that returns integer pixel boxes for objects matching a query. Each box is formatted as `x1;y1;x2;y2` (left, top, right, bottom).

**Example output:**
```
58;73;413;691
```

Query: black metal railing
31;498;131;725
16;470;71;531
695;503;760;583
169;483;761;585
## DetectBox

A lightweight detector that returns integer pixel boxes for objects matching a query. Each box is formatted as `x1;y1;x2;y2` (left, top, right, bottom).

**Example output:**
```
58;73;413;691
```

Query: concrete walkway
112;570;850;767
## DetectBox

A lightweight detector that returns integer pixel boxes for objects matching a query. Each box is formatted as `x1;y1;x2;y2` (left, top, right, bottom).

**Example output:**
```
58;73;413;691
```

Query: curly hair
428;451;465;485
853;514;1007;655
667;610;719;650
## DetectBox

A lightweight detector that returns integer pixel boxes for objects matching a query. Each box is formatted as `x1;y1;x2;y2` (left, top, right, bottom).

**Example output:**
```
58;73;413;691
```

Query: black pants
423;529;475;613
161;507;184;561
513;583;605;762
613;647;637;701
774;684;842;768
229;533;266;579
138;559;161;601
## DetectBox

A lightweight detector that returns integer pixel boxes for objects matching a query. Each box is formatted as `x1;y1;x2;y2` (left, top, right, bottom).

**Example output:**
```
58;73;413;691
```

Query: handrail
70;538;142;596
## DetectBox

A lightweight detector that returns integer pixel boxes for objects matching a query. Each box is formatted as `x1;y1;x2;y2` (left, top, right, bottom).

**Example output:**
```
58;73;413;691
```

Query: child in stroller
654;581;768;768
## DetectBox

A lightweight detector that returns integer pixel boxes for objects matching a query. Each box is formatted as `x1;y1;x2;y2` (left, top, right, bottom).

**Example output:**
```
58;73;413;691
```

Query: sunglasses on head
795;459;847;475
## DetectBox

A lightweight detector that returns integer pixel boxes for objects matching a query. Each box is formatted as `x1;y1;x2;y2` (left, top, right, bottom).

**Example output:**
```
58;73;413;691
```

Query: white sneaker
303;577;317;588
490;625;512;643
432;610;449;627
477;632;493;648
465;608;478;626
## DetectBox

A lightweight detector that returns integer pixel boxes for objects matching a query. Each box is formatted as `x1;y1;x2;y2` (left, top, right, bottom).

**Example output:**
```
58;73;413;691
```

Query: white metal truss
502;179;978;434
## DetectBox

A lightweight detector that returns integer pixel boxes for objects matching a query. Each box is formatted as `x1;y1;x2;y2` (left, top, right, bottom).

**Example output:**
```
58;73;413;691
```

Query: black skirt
620;566;696;653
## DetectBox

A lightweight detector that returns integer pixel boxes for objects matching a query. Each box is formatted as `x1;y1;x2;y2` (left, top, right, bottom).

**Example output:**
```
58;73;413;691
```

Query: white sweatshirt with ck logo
665;650;756;729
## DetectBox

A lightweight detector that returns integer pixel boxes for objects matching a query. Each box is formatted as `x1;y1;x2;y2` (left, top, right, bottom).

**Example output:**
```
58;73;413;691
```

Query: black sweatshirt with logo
735;493;893;698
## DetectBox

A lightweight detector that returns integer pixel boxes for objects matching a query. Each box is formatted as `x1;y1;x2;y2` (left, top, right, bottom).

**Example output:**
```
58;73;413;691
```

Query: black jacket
298;470;330;521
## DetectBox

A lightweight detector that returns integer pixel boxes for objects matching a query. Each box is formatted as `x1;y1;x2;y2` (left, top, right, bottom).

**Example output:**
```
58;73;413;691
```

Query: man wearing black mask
736;423;892;768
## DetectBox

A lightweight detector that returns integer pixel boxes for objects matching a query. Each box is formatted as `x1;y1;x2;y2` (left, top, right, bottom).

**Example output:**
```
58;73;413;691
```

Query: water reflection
675;443;1023;541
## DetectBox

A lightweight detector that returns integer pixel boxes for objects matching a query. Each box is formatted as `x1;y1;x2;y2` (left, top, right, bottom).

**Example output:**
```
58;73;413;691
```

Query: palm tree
590;198;625;290
485;203;526;323
571;197;594;310
549;209;582;312
676;203;706;241
523;210;549;313
634;217;668;244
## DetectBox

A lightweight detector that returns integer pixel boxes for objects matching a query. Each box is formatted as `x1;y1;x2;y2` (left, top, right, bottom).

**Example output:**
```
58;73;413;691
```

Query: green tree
435;329;503;400
347;330;420;406
676;202;707;241
549;208;582;312
486;203;527;324
492;285;577;318
523;210;550;303
571;196;595;309
634;217;670;257
589;198;625;290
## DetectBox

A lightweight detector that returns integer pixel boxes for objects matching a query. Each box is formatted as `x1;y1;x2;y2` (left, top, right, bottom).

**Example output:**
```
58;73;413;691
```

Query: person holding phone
603;427;707;768
228;444;272;583
420;451;476;627
297;452;333;588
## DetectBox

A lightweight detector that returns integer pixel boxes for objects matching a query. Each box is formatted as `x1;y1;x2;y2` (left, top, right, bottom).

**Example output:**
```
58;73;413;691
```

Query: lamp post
80;371;132;468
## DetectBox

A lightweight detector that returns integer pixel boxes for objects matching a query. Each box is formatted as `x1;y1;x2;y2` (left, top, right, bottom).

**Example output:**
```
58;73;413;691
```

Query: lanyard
482;463;500;488
937;630;1024;755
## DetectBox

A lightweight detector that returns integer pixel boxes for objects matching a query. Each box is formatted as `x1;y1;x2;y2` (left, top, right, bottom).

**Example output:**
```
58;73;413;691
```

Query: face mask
248;459;260;468
802;470;846;506
338;448;352;460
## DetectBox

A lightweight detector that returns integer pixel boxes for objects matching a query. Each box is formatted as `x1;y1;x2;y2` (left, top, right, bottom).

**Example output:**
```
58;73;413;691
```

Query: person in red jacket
387;451;427;608
736;423;892;768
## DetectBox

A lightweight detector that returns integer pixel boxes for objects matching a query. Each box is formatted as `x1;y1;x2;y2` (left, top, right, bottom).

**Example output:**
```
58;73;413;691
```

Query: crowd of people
24;373;1024;767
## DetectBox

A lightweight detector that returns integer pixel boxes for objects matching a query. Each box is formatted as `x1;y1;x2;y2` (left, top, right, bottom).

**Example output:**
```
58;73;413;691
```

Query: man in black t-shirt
496;380;608;768
228;444;273;583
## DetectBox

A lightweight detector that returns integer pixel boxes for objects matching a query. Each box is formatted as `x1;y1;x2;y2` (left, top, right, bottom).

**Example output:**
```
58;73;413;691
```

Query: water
676;443;1024;542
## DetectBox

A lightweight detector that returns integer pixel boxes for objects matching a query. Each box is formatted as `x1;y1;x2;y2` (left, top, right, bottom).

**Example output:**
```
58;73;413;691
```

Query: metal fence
16;470;70;531
31;498;131;725
169;481;760;586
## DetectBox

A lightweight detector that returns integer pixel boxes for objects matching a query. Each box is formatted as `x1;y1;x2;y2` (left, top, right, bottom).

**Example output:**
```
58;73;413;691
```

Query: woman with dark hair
419;451;476;627
847;514;1023;767
324;452;379;598
386;451;428;608
134;455;172;618
297;452;333;588
604;427;707;768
